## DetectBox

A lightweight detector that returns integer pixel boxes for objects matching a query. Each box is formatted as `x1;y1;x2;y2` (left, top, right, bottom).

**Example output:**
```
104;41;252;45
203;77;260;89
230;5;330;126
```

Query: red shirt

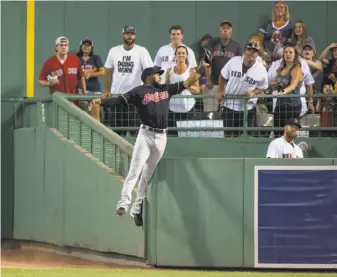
39;54;84;94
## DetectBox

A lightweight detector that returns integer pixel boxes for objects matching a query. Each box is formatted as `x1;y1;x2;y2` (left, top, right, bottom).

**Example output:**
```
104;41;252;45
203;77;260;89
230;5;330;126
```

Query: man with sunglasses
38;36;87;95
216;42;269;137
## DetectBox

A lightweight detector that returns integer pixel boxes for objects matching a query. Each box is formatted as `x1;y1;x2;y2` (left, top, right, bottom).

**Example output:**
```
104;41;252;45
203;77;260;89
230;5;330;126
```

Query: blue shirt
80;54;103;92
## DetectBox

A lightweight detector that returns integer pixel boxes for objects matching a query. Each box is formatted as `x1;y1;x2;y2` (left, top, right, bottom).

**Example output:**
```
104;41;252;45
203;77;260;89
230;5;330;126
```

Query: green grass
2;269;336;277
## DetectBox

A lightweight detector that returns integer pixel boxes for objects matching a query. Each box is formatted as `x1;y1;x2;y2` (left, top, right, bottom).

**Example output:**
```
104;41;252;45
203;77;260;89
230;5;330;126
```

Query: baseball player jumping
90;62;210;227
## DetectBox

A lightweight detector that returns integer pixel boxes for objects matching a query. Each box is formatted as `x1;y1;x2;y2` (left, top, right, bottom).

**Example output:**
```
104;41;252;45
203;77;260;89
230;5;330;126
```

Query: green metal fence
18;93;133;178
63;93;337;138
12;92;337;174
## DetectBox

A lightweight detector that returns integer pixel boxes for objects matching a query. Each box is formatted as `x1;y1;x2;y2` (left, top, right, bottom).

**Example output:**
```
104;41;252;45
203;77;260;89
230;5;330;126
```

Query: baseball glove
201;47;212;65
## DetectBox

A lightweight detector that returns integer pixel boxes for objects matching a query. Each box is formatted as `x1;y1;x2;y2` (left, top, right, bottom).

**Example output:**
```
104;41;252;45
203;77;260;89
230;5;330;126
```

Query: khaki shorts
203;85;219;112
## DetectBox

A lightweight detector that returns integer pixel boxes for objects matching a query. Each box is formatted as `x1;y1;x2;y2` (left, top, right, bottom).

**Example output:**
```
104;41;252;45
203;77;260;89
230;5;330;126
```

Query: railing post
243;96;248;137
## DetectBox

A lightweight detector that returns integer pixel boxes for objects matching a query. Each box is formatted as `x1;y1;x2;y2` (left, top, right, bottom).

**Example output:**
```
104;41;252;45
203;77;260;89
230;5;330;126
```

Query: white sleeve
141;48;154;70
295;146;304;158
267;61;278;81
301;59;314;86
188;48;198;68
266;141;279;158
221;59;231;80
104;49;114;69
257;68;269;90
153;48;162;67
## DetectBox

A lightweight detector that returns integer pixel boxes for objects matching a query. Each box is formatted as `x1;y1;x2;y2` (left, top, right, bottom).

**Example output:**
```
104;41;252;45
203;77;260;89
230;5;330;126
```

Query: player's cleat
133;213;143;227
116;207;126;216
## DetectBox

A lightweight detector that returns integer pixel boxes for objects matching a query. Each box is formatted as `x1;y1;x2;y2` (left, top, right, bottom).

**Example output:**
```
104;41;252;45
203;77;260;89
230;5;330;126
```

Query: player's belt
141;124;167;134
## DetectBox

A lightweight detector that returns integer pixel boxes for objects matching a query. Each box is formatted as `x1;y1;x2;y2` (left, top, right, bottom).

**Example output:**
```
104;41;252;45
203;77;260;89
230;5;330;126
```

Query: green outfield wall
13;125;337;267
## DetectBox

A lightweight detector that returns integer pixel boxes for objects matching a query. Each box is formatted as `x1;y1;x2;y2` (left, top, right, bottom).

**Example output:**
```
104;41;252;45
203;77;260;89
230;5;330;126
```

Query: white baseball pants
116;125;167;215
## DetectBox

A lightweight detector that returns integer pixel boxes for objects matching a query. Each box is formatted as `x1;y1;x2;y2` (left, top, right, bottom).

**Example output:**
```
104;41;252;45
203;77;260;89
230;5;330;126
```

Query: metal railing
18;93;134;179
63;93;337;139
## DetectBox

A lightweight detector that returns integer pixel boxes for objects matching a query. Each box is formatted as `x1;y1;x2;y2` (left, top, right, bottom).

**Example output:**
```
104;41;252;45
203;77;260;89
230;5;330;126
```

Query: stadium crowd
38;1;337;138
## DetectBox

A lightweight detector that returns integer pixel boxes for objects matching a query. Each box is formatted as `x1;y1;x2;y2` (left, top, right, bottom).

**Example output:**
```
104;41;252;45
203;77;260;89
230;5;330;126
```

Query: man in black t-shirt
90;63;209;226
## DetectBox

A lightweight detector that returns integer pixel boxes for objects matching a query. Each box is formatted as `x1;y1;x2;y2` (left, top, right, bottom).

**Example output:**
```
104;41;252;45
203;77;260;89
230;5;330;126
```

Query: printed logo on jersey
271;31;286;44
52;69;64;76
213;50;235;58
230;71;257;85
118;56;134;73
161;56;169;62
282;153;293;158
282;153;301;159
142;91;169;105
68;68;78;74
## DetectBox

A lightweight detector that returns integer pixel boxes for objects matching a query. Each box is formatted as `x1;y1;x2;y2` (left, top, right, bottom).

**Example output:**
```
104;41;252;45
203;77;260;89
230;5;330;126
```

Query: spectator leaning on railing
268;41;315;122
269;43;303;137
216;42;269;137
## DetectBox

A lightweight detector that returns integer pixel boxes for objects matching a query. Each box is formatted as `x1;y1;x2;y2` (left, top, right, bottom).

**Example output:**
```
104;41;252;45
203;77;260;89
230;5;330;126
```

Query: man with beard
89;62;210;227
103;26;154;135
266;118;304;158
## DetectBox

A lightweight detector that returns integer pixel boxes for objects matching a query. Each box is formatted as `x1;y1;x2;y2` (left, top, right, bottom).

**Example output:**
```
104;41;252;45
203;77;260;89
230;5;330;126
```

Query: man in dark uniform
90;62;209;227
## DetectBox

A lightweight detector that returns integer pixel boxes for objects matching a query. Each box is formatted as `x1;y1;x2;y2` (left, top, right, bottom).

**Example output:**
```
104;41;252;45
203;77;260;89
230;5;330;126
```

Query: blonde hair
272;1;290;21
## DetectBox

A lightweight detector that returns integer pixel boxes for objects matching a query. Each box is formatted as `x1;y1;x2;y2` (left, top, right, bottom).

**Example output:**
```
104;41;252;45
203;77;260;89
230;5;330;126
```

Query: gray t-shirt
206;38;241;85
276;65;302;107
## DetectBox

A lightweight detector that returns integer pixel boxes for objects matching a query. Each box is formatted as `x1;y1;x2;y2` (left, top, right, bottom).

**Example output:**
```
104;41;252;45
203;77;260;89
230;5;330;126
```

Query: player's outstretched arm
183;62;210;89
88;96;126;111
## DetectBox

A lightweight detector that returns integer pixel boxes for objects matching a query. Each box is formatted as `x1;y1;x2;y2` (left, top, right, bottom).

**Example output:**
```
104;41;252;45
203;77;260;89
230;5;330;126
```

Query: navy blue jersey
259;20;293;57
102;81;185;129
80;54;103;92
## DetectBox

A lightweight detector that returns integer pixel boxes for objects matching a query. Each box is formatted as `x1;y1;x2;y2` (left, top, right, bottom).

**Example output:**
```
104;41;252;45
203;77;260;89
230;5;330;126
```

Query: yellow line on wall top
26;0;35;98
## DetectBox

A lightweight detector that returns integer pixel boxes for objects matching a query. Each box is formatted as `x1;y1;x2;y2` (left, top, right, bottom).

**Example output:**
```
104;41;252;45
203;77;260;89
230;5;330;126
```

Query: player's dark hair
169;25;184;34
175;45;189;65
76;44;94;57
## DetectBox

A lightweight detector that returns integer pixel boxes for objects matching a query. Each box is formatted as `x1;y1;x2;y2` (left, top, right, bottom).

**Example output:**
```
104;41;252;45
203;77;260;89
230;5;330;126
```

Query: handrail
52;92;133;157
1;97;24;102
63;93;332;100
23;96;53;104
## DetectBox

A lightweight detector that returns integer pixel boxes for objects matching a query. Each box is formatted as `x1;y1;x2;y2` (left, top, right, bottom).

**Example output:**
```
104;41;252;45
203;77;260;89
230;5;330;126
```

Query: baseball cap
303;38;315;50
285;118;302;129
245;42;259;52
122;26;136;34
220;20;232;27
283;41;297;48
141;66;164;82
80;37;93;46
55;36;69;45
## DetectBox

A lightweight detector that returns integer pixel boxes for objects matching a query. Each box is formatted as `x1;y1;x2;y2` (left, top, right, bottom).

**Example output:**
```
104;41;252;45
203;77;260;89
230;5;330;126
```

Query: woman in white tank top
165;45;200;135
